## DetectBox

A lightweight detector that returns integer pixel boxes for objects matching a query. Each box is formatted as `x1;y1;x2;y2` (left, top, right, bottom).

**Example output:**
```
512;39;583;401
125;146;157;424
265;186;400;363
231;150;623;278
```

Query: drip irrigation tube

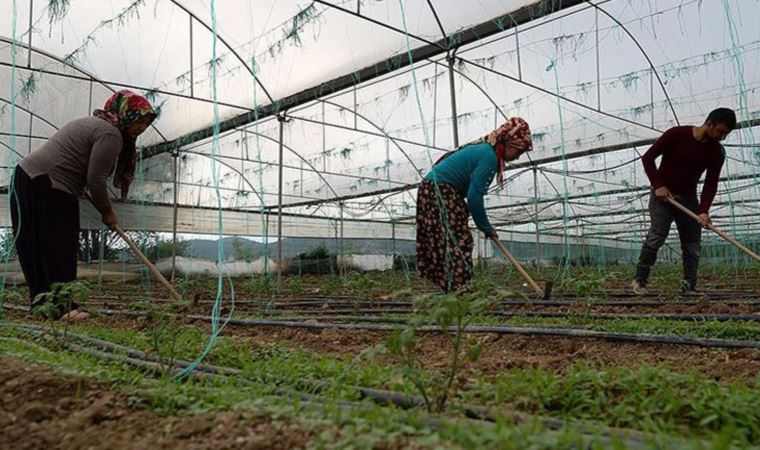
90;290;760;308
85;296;760;310
234;312;760;324
184;315;760;349
5;304;759;349
0;321;663;448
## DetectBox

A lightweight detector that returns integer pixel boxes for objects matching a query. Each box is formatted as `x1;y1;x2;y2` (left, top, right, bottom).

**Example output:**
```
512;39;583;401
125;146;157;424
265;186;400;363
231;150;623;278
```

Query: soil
0;356;320;450
231;325;760;384
18;310;755;385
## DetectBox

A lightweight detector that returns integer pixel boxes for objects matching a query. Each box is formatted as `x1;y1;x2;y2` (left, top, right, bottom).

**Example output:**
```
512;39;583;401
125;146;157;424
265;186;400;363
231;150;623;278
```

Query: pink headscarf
485;117;533;187
93;90;156;200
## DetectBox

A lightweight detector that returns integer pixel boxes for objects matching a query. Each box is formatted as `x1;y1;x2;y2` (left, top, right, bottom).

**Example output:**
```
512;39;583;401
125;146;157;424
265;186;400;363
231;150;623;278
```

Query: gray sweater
19;117;123;212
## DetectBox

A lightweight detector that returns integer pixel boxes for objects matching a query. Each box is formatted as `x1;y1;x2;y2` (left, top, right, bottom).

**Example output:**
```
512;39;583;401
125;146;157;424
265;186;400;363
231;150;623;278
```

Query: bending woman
11;89;156;319
416;117;533;292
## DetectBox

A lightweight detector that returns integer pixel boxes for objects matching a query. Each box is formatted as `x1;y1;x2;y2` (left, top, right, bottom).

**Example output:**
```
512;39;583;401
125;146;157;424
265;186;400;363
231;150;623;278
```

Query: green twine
2;0;20;294
549;57;572;275
398;0;470;292
178;0;234;379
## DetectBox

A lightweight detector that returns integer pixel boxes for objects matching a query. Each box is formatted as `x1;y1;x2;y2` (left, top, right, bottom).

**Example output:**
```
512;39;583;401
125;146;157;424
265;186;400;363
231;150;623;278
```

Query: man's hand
101;210;118;230
654;186;672;201
487;230;499;240
697;213;712;228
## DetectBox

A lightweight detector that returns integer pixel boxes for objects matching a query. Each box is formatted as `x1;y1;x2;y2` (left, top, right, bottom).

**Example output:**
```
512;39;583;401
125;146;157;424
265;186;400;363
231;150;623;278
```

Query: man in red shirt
633;108;736;295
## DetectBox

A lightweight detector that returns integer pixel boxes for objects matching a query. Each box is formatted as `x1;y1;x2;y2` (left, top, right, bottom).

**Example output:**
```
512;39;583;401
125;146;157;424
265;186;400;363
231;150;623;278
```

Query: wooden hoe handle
85;192;182;300
112;224;183;301
492;236;544;295
667;197;760;264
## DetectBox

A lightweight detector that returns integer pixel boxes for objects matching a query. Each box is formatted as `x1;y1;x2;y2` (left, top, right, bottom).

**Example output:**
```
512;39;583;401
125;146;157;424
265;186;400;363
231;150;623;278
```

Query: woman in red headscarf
11;89;156;319
416;117;533;292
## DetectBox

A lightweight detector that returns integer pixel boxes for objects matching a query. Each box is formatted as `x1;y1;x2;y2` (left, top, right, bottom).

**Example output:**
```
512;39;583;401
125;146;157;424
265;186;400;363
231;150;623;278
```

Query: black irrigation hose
0;321;660;449
85;296;760;310
500;299;760;307
172;313;760;350
6;304;760;349
240;311;760;324
91;290;760;307
254;311;760;323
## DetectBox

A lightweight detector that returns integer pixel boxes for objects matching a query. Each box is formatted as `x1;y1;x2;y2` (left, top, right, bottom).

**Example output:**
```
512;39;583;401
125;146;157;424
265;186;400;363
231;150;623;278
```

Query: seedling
385;290;500;412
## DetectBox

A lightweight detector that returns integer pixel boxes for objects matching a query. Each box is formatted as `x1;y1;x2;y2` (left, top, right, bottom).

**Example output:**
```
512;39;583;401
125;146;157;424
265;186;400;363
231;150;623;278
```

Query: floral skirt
415;179;474;292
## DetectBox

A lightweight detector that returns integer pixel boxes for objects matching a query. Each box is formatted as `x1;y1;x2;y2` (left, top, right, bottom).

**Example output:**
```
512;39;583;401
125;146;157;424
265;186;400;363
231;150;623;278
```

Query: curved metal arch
287;102;420;208
460;58;661;134
0;139;24;159
585;0;679;125
436;60;583;219
0;36;169;143
237;128;340;201
175;149;265;205
167;1;274;104
0;97;59;132
318;99;422;175
425;0;448;40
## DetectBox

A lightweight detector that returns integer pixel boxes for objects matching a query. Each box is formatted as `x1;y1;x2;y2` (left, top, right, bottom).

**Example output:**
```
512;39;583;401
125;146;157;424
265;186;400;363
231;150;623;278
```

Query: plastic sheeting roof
2;0;760;243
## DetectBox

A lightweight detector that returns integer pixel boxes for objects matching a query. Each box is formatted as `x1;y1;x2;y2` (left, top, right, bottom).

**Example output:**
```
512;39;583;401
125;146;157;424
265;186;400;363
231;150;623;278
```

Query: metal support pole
189;16;194;98
649;70;655;128
88;80;93;120
27;0;33;68
391;221;396;257
339;201;345;275
27;113;32;154
447;52;459;147
334;219;339;274
98;226;105;286
353;86;358;129
477;232;483;269
170;150;180;280
432;63;439;148
277;114;287;291
595;8;601;111
515;27;522;81
533;166;541;273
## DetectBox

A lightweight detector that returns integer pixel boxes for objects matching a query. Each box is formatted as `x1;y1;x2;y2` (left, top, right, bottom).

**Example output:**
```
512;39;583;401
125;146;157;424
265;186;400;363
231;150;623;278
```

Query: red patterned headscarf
486;117;533;188
93;90;156;200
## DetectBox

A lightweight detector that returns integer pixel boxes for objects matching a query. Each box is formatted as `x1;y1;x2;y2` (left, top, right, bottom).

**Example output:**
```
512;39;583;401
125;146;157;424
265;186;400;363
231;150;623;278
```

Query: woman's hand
101;210;118;230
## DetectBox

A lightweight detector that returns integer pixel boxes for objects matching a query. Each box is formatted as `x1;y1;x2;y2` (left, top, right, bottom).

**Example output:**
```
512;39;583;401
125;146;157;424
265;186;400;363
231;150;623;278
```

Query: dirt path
0;357;319;450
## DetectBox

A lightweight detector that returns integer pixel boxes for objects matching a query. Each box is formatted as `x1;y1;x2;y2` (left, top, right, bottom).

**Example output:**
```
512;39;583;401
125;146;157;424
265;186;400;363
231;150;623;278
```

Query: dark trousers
10;166;80;306
635;193;701;289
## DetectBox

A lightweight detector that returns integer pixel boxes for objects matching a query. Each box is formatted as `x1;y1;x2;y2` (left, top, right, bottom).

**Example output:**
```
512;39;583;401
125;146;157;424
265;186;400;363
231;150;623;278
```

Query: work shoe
631;280;648;295
680;280;707;298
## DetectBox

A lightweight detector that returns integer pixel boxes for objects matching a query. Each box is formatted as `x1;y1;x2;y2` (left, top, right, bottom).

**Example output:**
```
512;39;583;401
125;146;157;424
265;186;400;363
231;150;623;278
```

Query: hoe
491;235;553;300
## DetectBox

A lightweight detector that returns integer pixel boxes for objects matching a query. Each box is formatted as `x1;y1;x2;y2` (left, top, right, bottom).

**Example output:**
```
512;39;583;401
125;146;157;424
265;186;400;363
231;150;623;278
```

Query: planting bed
2;264;759;448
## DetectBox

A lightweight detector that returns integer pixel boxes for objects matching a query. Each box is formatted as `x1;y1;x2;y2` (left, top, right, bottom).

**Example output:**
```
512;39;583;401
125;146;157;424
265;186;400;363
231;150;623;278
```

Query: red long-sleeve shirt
641;126;725;214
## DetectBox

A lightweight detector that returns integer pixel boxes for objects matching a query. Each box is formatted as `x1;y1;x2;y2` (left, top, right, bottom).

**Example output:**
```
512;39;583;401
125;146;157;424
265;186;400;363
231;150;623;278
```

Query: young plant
247;275;274;297
319;275;342;296
127;301;188;375
31;280;91;344
286;277;304;297
561;271;606;305
385;290;499;412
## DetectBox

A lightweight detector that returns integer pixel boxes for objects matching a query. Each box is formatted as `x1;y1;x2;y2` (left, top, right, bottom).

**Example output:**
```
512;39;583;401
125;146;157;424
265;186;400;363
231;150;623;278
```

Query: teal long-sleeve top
424;142;498;235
